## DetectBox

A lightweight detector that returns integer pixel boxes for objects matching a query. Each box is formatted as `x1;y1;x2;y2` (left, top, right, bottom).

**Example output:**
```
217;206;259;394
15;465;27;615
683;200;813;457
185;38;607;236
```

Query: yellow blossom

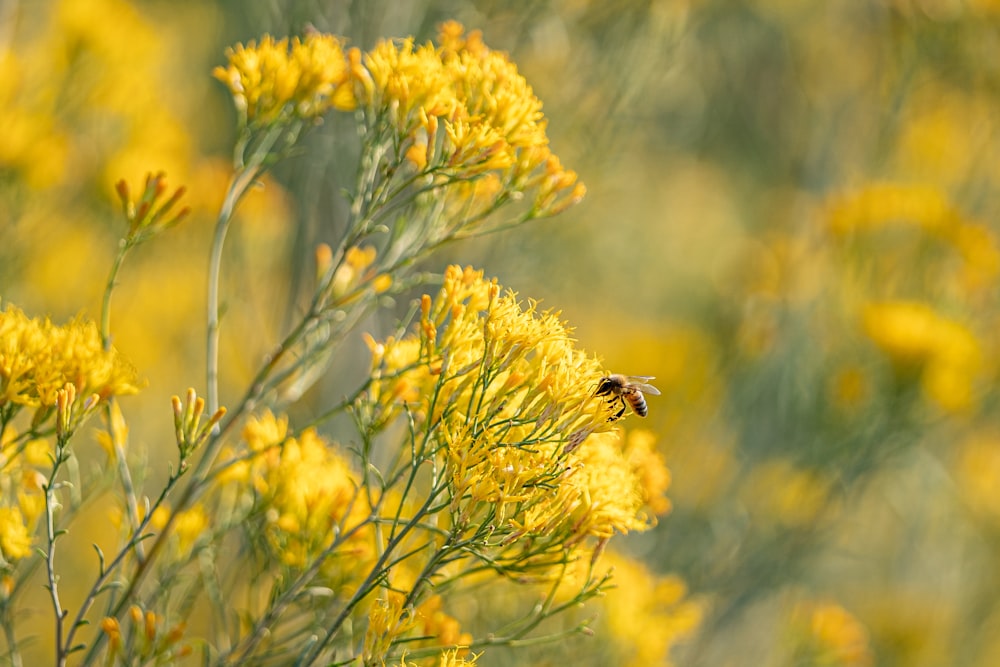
790;600;873;666
352;22;584;218
827;182;958;236
623;429;672;516
367;266;653;559
417;595;473;650
213;33;352;124
171;505;208;558
237;411;373;582
0;303;140;411
331;245;380;299
598;550;703;667
0;507;33;562
739;458;832;528
364;592;413;662
956;433;1000;521
862;300;982;412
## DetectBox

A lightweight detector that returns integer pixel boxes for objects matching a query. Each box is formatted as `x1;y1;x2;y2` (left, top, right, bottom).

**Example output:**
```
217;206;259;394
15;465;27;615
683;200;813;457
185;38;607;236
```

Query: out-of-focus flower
623;428;673;516
598;550;703;667
0;507;33;562
0;429;48;565
366;266;654;563
739;458;832;528
330;245;391;299
788;600;873;667
415;595;473;652
0;304;140;413
213;33;353;125
862;300;982;413
826;183;1000;291
955;433;1000;521
827;183;959;236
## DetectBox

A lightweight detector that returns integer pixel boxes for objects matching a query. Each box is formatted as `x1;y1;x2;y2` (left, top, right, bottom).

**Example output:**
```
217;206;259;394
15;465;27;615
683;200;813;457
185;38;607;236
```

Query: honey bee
595;374;661;420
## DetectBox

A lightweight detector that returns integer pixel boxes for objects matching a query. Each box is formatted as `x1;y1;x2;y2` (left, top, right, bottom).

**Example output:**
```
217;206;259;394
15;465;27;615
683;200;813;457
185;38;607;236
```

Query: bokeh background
5;0;1000;665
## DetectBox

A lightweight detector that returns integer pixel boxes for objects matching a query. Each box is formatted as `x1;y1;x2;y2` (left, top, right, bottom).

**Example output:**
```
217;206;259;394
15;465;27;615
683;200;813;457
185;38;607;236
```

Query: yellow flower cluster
231;411;372;580
0;433;47;564
363;591;473;664
353;22;585;216
598;550;703;667
365;266;658;558
862;300;982;413
789;600;873;667
826;182;1000;289
0;304;140;412
213;33;355;124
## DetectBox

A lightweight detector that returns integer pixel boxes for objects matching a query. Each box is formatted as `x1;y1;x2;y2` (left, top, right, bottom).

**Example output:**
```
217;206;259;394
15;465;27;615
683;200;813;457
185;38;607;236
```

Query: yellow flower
598;550;703;667
956;433;1000;521
237;411;373;582
0;506;33;562
739;458;832;528
367;266;653;559
827;182;958;236
862;300;982;412
214;33;352;124
790;600;873;667
360;37;457;133
0;304;140;411
353;22;584;218
623;429;672;516
171;505;208;558
417;594;473;650
364;592;413;662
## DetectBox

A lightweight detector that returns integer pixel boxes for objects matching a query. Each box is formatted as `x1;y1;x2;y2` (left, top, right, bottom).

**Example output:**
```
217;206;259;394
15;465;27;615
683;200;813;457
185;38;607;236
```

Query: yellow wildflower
331;245;380;299
237;411;373;583
417;595;473;650
213;33;352;124
623;429;672;516
367;266;652;560
171;505;208;558
789;600;873;666
862;300;982;412
364;592;413;662
352;22;584;218
0;507;33;562
827;182;958;236
0;304;140;415
598;550;703;667
956;433;1000;521
739;458;832;528
360;37;457;133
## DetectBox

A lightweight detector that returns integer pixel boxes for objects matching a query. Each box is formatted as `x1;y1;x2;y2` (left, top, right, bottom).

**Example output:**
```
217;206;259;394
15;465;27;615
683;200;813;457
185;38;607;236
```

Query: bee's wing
634;383;661;395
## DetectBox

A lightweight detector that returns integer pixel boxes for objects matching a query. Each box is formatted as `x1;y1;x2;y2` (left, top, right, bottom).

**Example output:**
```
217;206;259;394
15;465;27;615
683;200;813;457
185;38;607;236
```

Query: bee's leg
609;399;627;422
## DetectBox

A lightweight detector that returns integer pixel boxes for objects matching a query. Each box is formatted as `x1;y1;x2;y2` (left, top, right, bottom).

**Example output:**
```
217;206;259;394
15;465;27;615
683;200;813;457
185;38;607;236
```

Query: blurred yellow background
5;0;1000;665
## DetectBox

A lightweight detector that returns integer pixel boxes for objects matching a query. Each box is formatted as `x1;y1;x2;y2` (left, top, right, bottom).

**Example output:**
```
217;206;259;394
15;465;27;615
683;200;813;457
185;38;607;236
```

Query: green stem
44;438;70;667
0;602;23;667
207;165;260;417
98;238;145;565
100;239;135;351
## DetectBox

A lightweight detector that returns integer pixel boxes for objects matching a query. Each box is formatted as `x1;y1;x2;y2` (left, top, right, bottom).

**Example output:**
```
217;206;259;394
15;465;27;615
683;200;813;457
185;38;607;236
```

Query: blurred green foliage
5;0;1000;665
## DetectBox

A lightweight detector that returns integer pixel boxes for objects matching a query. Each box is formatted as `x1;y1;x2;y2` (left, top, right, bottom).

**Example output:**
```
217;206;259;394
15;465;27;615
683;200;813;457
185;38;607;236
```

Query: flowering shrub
0;19;679;666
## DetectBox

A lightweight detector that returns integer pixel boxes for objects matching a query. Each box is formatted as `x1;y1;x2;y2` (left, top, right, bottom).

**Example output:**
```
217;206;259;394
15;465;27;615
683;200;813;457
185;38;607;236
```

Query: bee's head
594;375;616;396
